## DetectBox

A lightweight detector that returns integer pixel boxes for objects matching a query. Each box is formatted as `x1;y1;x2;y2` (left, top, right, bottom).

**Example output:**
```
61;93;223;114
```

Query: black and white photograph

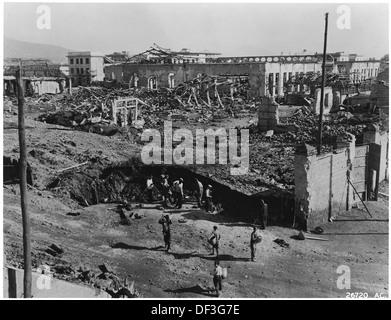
1;1;389;302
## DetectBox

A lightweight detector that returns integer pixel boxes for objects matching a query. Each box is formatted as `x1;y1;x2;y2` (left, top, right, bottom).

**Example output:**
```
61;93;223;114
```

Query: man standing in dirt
171;180;179;206
175;178;184;209
211;260;223;297
158;213;172;253
160;174;170;207
208;225;221;257
205;185;213;213
194;178;204;208
146;175;154;203
258;199;268;230
250;226;261;262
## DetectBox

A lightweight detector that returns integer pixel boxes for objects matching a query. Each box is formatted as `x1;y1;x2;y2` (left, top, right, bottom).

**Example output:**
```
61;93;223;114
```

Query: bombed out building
101;48;388;230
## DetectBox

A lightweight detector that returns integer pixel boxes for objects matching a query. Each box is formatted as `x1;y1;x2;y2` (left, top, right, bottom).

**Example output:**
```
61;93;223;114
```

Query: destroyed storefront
4;76;66;96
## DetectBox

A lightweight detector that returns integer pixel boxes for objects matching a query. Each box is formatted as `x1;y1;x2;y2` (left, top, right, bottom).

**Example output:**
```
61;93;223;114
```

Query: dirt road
3;183;388;298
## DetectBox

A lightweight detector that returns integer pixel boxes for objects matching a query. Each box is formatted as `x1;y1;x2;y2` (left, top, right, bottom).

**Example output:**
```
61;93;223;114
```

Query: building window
275;73;279;95
148;76;157;90
70;59;74;64
76;58;79;64
168;73;175;88
86;58;90;64
86;68;90;74
76;68;79;74
268;73;274;96
70;68;74;74
325;93;330;108
80;68;84;74
80;58;83;64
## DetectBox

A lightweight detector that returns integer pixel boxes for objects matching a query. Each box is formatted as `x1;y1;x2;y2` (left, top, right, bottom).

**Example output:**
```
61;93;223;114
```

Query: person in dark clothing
250;226;261;262
175;178;184;209
212;260;223;297
208;226;221;257
146;175;154;202
205;185;213;213
158;214;172;252
258;199;268;230
194;178;204;208
160;174;170;207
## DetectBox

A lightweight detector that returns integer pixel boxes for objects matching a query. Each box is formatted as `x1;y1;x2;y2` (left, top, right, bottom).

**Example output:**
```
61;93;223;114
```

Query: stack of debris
29;75;254;134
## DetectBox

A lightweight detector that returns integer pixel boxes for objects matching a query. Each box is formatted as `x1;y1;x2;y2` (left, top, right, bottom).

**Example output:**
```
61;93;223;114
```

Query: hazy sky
3;2;389;58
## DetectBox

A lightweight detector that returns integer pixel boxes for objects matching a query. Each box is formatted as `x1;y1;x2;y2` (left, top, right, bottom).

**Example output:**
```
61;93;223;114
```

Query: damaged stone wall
363;126;389;182
370;68;389;109
294;144;350;230
257;96;279;131
312;87;334;115
105;63;266;99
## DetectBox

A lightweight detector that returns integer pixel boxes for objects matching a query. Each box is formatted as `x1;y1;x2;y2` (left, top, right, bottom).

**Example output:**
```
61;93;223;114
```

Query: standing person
194;178;204;208
158;213;172;253
160;174;170;207
250;226;261;262
208;226;221;257
175;178;184;209
146;175;154;203
171;180;179;206
259;199;268;230
212;260;223;297
205;185;213;213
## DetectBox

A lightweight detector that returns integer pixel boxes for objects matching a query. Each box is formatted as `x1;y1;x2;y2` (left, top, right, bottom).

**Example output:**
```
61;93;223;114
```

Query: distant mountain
4;37;71;64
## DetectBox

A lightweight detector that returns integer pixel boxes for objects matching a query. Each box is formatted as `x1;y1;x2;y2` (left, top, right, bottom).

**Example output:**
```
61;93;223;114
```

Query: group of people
157;212;263;297
148;173;268;297
146;174;214;213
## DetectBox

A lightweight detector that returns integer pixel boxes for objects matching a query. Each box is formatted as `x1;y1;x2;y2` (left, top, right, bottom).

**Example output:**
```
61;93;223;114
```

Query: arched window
148;76;157;90
168;73;175;88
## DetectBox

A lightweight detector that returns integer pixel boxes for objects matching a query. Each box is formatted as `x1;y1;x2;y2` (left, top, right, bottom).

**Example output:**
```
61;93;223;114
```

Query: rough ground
3;112;389;298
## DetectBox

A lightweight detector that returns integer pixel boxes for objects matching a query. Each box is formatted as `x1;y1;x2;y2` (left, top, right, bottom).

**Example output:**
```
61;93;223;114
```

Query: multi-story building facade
334;53;381;83
67;51;111;86
104;51;386;101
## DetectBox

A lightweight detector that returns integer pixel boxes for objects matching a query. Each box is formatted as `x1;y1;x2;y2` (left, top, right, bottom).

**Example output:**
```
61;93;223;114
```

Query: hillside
4;36;71;63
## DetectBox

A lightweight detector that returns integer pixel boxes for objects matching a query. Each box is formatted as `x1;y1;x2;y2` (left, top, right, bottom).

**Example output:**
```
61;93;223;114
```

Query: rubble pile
244;106;382;191
251;106;382;146
28;76;254;134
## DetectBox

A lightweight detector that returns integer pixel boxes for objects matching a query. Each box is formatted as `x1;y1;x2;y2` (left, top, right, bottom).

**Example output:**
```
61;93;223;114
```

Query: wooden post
317;12;329;155
16;61;32;298
69;77;72;96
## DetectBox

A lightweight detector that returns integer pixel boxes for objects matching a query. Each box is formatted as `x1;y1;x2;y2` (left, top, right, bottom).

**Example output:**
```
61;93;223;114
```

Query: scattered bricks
49;243;64;255
54;264;75;275
67;211;81;216
99;263;115;274
79;270;95;282
45;248;58;257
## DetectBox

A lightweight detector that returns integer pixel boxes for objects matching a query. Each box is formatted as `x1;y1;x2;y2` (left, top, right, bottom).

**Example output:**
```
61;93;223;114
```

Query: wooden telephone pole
318;12;329;155
16;61;32;298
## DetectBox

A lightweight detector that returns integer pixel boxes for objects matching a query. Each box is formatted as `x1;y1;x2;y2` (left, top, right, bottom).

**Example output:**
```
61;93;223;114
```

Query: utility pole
318;12;329;155
16;60;32;298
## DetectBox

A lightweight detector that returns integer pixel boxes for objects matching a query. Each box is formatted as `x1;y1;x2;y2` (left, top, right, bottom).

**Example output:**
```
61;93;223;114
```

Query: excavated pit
47;158;295;226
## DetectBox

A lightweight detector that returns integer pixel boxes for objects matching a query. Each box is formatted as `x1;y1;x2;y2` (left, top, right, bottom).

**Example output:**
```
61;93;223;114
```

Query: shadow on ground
200;254;249;262
164;284;216;297
111;242;165;251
